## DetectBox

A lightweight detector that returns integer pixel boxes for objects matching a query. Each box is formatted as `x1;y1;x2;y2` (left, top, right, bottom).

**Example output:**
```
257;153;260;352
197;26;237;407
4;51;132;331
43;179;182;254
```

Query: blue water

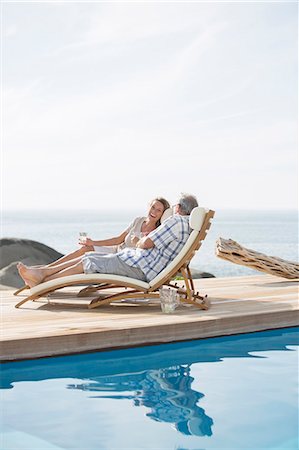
1;209;298;277
1;328;298;449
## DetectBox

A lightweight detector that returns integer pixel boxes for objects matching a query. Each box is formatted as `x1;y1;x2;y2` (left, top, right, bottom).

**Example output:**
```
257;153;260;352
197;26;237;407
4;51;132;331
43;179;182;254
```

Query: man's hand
136;236;154;249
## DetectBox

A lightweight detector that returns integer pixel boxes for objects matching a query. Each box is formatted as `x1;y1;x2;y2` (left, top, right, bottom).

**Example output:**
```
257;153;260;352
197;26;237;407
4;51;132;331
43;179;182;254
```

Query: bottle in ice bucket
159;286;180;313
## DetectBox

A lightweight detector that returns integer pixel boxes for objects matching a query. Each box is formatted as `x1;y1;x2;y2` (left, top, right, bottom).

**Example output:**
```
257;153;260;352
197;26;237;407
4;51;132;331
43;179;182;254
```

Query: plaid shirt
118;214;191;281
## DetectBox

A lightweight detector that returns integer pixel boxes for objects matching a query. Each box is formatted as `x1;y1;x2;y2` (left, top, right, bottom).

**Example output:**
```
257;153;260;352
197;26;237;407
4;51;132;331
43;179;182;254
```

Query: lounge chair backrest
190;207;207;231
161;206;206;229
149;207;210;289
161;208;173;223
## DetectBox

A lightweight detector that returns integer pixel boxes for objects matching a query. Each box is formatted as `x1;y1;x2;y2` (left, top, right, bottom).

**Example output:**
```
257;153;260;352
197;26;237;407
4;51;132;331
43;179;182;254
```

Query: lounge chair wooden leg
186;266;194;290
15;293;39;308
78;284;128;297
193;293;210;309
180;267;193;300
77;284;105;297
13;285;29;296
180;266;210;310
88;291;160;309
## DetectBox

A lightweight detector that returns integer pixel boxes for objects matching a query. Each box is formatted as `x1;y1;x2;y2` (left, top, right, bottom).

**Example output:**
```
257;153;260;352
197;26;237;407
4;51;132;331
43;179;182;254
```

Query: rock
0;238;63;288
0;262;23;288
0;283;13;290
190;269;215;279
0;238;63;269
175;269;215;279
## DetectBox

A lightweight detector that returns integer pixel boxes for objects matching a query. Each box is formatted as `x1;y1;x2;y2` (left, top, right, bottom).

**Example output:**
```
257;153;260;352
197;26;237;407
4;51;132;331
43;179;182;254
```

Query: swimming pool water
1;328;298;450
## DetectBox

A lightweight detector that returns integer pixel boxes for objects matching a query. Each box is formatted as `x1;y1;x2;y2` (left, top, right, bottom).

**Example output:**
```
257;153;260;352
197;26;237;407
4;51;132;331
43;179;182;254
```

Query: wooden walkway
1;274;298;361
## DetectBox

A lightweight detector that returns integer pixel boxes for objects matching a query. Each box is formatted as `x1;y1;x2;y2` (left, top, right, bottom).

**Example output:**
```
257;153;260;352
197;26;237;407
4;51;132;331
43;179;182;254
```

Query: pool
1;328;298;450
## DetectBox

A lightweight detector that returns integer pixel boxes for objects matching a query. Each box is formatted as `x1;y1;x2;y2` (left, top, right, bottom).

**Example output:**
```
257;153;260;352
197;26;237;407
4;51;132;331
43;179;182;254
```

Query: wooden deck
1;274;298;361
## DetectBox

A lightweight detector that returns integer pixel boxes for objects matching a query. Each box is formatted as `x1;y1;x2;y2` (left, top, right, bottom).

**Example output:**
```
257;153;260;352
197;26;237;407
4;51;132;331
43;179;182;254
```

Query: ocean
1;209;298;278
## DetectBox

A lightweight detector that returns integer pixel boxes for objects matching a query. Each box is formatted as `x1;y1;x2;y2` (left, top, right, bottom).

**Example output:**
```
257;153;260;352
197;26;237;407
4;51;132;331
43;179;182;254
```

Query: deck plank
1;274;298;361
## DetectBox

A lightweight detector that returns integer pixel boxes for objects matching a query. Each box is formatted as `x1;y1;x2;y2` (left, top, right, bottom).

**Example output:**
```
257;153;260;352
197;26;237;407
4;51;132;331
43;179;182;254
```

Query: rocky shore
0;238;63;288
0;238;214;289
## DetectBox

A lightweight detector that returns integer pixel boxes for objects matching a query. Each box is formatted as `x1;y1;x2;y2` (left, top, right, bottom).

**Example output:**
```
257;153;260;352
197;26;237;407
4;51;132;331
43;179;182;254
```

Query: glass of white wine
79;232;87;244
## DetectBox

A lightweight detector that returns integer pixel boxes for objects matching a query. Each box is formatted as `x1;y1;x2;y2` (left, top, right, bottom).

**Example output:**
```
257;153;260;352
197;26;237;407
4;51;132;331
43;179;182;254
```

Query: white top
121;216;146;249
93;216;146;254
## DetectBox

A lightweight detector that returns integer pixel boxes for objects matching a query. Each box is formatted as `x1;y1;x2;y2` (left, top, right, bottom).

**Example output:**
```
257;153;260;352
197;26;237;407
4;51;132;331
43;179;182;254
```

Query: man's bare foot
17;262;45;288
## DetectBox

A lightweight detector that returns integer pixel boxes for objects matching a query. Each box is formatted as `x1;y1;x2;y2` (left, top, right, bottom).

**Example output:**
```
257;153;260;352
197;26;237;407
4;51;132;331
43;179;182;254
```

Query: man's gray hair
178;193;198;215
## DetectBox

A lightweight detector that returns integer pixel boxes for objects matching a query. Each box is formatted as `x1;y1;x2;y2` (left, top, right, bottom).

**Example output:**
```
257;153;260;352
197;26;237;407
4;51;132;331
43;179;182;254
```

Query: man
117;193;198;281
18;193;198;287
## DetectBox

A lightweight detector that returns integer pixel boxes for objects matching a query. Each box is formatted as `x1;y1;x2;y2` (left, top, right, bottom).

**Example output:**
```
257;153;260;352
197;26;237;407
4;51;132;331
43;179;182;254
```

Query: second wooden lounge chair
15;207;215;310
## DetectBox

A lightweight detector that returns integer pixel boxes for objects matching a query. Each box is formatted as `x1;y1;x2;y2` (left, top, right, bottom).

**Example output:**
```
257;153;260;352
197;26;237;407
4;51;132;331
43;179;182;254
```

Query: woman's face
148;200;165;222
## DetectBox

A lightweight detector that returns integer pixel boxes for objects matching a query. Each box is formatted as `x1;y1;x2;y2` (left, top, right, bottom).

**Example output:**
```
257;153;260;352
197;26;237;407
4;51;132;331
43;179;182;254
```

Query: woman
83;196;170;255
18;197;170;280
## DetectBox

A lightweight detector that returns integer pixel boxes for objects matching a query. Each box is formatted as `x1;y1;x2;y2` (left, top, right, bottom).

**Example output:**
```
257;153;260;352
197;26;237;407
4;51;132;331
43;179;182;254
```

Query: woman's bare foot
17;262;45;288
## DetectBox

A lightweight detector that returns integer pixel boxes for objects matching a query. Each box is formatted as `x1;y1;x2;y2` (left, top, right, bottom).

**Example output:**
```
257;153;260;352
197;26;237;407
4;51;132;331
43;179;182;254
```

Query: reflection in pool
67;364;213;437
1;327;298;449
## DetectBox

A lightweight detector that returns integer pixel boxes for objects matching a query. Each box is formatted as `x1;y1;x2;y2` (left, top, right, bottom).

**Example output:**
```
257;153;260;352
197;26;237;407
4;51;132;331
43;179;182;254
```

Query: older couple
18;193;198;287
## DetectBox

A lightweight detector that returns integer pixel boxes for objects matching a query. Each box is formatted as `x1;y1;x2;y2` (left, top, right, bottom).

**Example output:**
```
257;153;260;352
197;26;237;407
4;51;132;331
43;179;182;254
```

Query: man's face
173;203;181;214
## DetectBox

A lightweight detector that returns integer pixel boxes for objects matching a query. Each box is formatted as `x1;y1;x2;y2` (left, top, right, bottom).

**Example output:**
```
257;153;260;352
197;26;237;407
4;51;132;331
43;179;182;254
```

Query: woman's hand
130;234;140;246
79;237;94;247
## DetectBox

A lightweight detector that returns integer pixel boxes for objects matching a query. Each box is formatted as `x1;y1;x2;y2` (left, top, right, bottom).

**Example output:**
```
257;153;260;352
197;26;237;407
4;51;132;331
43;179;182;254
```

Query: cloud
3;24;17;38
58;3;214;49
2;2;297;211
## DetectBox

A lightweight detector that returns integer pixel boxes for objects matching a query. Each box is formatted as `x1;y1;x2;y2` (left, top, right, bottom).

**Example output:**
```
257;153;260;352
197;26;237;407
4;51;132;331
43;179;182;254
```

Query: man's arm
136;236;155;249
137;216;180;250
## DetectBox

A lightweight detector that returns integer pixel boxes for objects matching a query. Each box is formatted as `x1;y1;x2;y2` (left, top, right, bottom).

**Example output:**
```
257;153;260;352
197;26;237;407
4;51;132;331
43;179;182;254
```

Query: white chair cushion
161;208;173;222
29;273;150;295
149;207;208;287
190;207;207;230
149;229;198;287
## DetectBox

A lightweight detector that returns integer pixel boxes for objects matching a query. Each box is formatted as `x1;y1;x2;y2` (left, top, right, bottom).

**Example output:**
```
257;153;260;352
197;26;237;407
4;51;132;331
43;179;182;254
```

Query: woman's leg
44;246;94;268
18;256;84;287
43;260;84;282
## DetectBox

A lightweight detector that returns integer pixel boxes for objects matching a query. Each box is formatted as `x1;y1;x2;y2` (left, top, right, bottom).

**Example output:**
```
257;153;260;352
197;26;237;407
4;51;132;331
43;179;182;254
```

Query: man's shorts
82;253;147;281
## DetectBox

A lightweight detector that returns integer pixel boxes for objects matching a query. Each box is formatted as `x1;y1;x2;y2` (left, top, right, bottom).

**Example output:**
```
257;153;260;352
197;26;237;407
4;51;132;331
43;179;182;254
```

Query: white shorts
82;253;146;281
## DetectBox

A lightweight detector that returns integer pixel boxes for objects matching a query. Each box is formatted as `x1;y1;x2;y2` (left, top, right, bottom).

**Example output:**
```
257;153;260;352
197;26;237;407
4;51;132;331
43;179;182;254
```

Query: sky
1;1;298;211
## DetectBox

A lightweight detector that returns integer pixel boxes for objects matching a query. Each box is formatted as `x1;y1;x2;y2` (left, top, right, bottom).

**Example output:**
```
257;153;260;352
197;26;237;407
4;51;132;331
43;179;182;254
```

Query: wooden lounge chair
14;284;30;296
14;207;215;310
13;209;175;298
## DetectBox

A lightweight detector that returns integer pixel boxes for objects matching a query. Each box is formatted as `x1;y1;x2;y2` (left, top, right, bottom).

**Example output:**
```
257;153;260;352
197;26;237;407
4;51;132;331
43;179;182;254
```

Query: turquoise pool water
1;328;298;450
